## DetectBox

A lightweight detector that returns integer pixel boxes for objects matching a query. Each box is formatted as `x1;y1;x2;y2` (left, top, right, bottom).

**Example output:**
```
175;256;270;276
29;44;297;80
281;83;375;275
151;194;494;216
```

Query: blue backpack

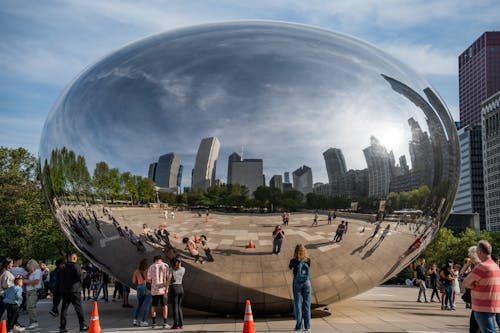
296;261;310;282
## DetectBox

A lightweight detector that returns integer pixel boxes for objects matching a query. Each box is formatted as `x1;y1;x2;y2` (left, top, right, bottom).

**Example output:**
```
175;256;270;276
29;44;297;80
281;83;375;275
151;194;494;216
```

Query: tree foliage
0;147;70;259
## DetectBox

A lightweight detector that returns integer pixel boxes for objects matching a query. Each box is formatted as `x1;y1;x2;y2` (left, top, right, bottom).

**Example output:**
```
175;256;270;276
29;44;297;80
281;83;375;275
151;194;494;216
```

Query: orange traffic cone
0;320;6;333
242;299;255;333
88;301;102;333
247;240;255;249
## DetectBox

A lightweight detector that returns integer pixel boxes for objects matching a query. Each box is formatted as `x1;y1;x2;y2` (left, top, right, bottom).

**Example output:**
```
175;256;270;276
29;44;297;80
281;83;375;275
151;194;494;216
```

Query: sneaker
451;307;456;311
139;321;149;327
425;300;430;303
441;305;445;310
133;319;137;326
14;325;25;332
163;323;172;329
27;322;38;330
49;309;58;317
304;329;311;332
152;323;156;329
80;325;89;331
417;299;422;303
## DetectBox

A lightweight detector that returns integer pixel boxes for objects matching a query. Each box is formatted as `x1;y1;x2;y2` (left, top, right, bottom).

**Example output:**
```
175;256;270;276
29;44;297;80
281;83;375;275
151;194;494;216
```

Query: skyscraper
229;158;264;196
363;136;392;198
148;162;157;182
482;91;500;231
323;148;347;184
459;32;500;128
192;137;221;191
292;165;313;194
269;175;283;191
227;152;242;184
155;153;181;191
453;125;485;228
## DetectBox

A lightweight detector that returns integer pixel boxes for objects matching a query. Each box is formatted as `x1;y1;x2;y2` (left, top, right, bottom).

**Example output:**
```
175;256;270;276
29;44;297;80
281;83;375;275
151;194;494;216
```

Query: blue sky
1;0;499;155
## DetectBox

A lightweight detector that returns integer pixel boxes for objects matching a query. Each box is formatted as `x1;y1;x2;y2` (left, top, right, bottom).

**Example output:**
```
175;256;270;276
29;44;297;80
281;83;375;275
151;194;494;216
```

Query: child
182;237;204;264
200;235;214;262
4;277;23;332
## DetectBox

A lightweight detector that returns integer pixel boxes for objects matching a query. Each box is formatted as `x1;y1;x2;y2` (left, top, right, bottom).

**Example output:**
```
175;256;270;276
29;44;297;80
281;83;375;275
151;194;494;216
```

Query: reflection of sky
40;22;443;187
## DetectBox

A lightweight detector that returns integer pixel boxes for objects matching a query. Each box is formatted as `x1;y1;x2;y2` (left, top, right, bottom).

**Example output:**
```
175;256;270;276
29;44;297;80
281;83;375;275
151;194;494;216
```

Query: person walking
0;257;15;320
334;221;346;242
147;255;171;329
93;271;109;302
463;240;500;333
49;259;64;317
24;259;42;330
132;259;151;327
311;211;318;227
289;244;311;331
272;225;285;255
170;257;185;329
414;258;429;303
58;253;88;333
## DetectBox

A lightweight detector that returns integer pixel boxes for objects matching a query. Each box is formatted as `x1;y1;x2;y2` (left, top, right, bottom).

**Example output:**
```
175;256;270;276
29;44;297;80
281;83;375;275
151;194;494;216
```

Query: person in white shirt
24;259;42;330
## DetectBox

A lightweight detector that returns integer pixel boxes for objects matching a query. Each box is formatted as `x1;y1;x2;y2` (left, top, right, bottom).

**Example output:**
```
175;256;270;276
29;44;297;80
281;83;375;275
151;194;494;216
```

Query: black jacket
58;262;82;293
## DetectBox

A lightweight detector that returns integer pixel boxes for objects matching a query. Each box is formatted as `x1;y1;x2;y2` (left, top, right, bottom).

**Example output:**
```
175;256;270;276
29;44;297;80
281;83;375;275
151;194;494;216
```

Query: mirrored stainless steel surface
39;21;460;314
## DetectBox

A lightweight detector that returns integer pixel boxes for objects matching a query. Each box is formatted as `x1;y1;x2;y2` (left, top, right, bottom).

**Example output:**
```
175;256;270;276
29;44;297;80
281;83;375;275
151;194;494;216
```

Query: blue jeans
134;285;151;322
94;282;108;301
474;311;500;333
273;238;283;254
293;279;311;330
444;284;454;309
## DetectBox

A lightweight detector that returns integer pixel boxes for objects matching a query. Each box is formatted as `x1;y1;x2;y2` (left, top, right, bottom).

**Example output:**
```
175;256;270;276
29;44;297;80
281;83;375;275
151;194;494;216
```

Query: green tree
0;147;69;259
92;161;110;201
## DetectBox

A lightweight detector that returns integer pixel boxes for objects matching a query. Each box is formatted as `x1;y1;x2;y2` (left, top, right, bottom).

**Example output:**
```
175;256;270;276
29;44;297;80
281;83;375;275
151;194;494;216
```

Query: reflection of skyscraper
227;152;242;184
453;125;485;229
363;136;391;198
148;162;157;182
229;157;264;196
156;153;181;191
459;32;500;128
284;172;290;183
323;148;347;184
408;117;434;188
192;137;221;191
482;91;500;231
269;175;283;191
292;165;313;194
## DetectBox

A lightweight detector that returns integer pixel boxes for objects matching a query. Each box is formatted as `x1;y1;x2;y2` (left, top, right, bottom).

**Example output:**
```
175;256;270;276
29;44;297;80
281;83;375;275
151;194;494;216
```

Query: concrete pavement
12;285;472;332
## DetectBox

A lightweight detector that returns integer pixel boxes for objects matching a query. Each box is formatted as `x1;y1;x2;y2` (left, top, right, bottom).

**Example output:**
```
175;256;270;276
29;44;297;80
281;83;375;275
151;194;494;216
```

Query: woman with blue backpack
289;244;311;331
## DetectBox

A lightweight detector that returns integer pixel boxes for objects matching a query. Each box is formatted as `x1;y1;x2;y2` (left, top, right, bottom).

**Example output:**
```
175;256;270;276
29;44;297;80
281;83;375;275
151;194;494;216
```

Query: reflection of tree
44;147;156;205
386;186;431;211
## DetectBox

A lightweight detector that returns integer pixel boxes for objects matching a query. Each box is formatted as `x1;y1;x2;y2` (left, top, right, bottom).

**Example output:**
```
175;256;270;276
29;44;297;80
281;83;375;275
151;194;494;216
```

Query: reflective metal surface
39;21;460;314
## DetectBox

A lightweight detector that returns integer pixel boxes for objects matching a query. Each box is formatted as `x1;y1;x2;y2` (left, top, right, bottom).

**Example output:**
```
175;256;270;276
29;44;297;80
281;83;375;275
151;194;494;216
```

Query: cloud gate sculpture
39;21;460;314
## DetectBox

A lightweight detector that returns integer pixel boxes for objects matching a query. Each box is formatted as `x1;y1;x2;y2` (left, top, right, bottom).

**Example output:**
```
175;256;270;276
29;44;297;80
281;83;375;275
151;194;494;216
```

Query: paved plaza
20;285;470;332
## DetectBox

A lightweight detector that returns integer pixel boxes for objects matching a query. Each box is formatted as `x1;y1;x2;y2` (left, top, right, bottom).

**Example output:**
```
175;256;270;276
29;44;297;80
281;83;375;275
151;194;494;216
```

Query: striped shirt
469;258;500;313
147;261;170;296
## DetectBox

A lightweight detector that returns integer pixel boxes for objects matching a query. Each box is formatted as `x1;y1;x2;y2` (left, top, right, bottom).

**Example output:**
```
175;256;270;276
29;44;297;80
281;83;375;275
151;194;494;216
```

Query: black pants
6;303;19;330
171;284;184;327
52;289;62;313
0;296;5;320
430;285;440;301
60;292;85;329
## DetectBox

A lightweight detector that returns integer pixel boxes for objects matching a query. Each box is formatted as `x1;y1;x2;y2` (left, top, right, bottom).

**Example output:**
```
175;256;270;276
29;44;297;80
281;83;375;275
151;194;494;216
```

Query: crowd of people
412;240;500;332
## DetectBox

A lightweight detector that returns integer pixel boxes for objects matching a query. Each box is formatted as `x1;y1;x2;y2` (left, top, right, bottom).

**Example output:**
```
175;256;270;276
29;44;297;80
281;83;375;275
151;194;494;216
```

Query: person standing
93;271;109;302
132;259;151;327
24;259;42;329
414;258;429;303
327;209;333;225
311;212;318;227
428;263;441;303
289;244;311;331
0;258;15;320
49;259;64;317
147;255;171;329
170;258;185;329
58;253;88;333
272;225;285;255
3;277;24;332
463;240;500;333
439;260;456;310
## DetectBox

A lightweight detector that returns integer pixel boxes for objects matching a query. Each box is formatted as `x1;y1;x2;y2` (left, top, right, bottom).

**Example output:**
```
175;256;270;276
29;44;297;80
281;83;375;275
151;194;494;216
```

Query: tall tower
363;136;392;198
148;162;157;182
323;148;347;184
227;152;242;184
155;153;181;190
459;32;500;128
292;165;313;194
192;137;221;191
